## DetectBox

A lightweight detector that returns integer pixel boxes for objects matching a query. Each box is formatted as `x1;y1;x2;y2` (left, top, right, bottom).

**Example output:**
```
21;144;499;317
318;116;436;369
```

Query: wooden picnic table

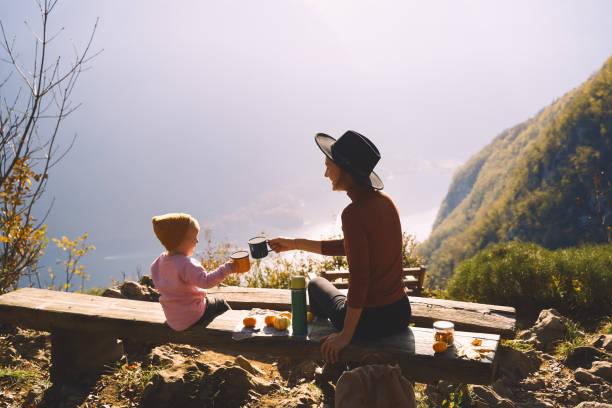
209;286;516;338
0;288;503;386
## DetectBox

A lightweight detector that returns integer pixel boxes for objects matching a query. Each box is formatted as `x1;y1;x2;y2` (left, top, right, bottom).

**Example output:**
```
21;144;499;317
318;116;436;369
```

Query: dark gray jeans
307;277;411;340
192;295;230;328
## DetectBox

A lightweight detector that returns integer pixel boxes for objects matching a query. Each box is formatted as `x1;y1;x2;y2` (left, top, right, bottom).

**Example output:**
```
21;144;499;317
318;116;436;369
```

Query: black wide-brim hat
315;130;384;190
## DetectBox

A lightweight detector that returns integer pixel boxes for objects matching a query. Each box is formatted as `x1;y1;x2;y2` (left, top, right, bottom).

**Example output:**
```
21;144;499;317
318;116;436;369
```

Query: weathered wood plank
0;288;500;384
208;287;517;338
331;276;419;290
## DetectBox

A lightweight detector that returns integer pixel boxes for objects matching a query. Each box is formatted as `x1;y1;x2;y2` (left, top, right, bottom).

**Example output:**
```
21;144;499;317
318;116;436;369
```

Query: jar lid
433;320;454;330
290;276;306;289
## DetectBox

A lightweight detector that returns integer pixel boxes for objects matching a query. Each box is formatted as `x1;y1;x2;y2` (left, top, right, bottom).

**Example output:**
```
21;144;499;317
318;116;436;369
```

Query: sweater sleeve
321;239;346;256
342;207;370;308
181;259;233;289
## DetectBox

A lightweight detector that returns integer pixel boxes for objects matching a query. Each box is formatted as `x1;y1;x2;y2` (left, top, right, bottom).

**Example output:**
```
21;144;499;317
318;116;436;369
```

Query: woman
269;130;411;364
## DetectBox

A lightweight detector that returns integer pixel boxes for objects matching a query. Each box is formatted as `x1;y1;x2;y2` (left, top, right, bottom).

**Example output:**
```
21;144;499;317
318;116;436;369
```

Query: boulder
201;366;277;408
101;287;123;299
592;334;612;353
470;385;514;408
589;360;612;382
140;361;203;408
120;281;149;301
497;346;541;382
139;274;155;287
564;346;609;369
518;309;567;352
574;368;603;385
102;280;160;302
520;376;545;391
289;360;319;384
143;345;184;368
234;355;265;376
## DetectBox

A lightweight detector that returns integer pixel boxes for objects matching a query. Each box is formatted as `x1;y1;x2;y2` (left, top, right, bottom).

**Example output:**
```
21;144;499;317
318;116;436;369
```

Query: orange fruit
433;341;447;353
264;315;276;327
274;316;290;330
243;316;257;328
280;312;292;320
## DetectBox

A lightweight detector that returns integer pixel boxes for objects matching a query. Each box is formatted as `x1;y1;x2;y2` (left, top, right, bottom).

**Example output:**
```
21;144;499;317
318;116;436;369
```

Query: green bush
446;241;612;316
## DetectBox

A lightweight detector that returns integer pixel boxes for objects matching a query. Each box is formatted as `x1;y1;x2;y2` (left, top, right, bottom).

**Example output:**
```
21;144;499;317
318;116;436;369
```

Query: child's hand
268;237;296;253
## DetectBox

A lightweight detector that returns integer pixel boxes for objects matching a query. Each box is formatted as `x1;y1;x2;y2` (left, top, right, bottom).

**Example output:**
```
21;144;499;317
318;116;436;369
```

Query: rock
497;346;541;381
576;386;596;401
201;366;277;408
289;360;319;384
564;346;609;369
276;382;323;408
575;368;603;384
234;355;265;376
103;280;160;302
139;274;155;287
518;309;567;352
144;345;185;368
575;403;612;408
589;360;612;382
492;378;513;398
470;385;514;408
140;361;203;408
520;376;546;391
591;334;612;351
101;287;123;299
120;281;148;300
603;385;612;403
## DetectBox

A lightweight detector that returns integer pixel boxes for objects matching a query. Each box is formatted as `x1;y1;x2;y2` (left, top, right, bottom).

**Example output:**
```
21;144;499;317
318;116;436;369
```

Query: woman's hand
320;331;351;363
268;237;296;253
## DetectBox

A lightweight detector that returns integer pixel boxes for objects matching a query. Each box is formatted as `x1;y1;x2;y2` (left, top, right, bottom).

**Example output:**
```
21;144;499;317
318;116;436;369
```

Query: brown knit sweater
321;185;405;308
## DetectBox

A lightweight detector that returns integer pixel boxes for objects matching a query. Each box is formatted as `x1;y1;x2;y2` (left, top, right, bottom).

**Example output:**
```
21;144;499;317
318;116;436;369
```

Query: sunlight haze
2;0;611;287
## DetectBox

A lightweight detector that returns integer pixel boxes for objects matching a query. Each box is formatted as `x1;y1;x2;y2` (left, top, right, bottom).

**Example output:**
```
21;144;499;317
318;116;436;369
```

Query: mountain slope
420;55;612;287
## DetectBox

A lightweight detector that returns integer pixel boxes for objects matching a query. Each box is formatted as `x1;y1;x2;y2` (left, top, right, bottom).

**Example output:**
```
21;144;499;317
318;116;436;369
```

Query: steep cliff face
420;56;612;287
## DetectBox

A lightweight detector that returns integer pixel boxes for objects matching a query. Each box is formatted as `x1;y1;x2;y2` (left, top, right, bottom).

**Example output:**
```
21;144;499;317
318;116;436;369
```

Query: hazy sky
2;1;612;287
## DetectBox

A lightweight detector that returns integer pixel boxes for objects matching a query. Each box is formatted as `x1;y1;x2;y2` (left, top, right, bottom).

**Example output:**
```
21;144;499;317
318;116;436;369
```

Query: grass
0;365;49;388
104;360;171;397
85;287;106;296
555;320;588;357
501;339;534;353
599;317;612;334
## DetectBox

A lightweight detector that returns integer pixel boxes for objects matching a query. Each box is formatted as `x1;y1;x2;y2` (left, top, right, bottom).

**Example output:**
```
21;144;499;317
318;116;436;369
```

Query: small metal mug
230;250;250;273
248;237;274;259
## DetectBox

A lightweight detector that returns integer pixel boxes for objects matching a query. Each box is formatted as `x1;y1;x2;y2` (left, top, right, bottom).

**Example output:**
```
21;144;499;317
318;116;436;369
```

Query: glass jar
433;321;455;346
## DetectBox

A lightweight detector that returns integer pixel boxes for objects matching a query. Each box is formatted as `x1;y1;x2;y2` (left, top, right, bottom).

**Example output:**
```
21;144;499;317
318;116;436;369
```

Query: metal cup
231;250;250;273
248;236;274;259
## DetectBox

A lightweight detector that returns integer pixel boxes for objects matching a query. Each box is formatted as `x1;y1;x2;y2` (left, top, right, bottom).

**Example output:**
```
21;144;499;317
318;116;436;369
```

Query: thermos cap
290;276;306;289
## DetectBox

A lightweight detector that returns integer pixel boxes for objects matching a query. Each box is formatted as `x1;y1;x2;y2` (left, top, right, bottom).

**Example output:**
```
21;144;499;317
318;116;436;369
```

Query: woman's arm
268;237;323;254
321;305;362;363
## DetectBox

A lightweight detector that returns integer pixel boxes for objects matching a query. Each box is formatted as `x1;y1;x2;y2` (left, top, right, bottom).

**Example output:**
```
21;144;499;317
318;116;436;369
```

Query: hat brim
315;133;384;190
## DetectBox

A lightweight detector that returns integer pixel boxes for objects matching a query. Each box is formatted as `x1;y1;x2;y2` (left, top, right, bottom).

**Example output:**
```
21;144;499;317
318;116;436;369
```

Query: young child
151;213;246;331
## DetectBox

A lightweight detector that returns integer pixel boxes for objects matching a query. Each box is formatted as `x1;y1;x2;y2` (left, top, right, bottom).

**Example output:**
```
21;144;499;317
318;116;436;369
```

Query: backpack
335;364;417;408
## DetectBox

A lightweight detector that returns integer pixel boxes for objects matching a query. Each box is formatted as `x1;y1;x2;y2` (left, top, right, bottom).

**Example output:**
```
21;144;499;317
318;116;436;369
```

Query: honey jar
433;320;455;346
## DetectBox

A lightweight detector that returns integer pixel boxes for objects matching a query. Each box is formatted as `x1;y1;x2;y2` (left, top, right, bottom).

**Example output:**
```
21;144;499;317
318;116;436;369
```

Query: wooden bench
321;267;426;294
0;288;513;387
208;286;517;338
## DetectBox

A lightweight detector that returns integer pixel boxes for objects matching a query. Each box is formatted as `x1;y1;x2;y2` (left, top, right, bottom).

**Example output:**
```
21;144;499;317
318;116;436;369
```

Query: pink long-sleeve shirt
150;253;232;331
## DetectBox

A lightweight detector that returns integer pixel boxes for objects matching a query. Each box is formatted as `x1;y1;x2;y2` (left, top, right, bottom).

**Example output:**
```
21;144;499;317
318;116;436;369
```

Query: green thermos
291;276;307;335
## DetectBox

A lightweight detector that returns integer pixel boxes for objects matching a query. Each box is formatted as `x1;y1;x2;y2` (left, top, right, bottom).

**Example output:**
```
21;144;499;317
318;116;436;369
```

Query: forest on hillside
420;55;612;288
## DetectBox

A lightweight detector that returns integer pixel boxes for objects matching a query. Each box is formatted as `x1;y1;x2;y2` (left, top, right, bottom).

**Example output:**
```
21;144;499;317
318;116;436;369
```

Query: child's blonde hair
152;213;199;252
